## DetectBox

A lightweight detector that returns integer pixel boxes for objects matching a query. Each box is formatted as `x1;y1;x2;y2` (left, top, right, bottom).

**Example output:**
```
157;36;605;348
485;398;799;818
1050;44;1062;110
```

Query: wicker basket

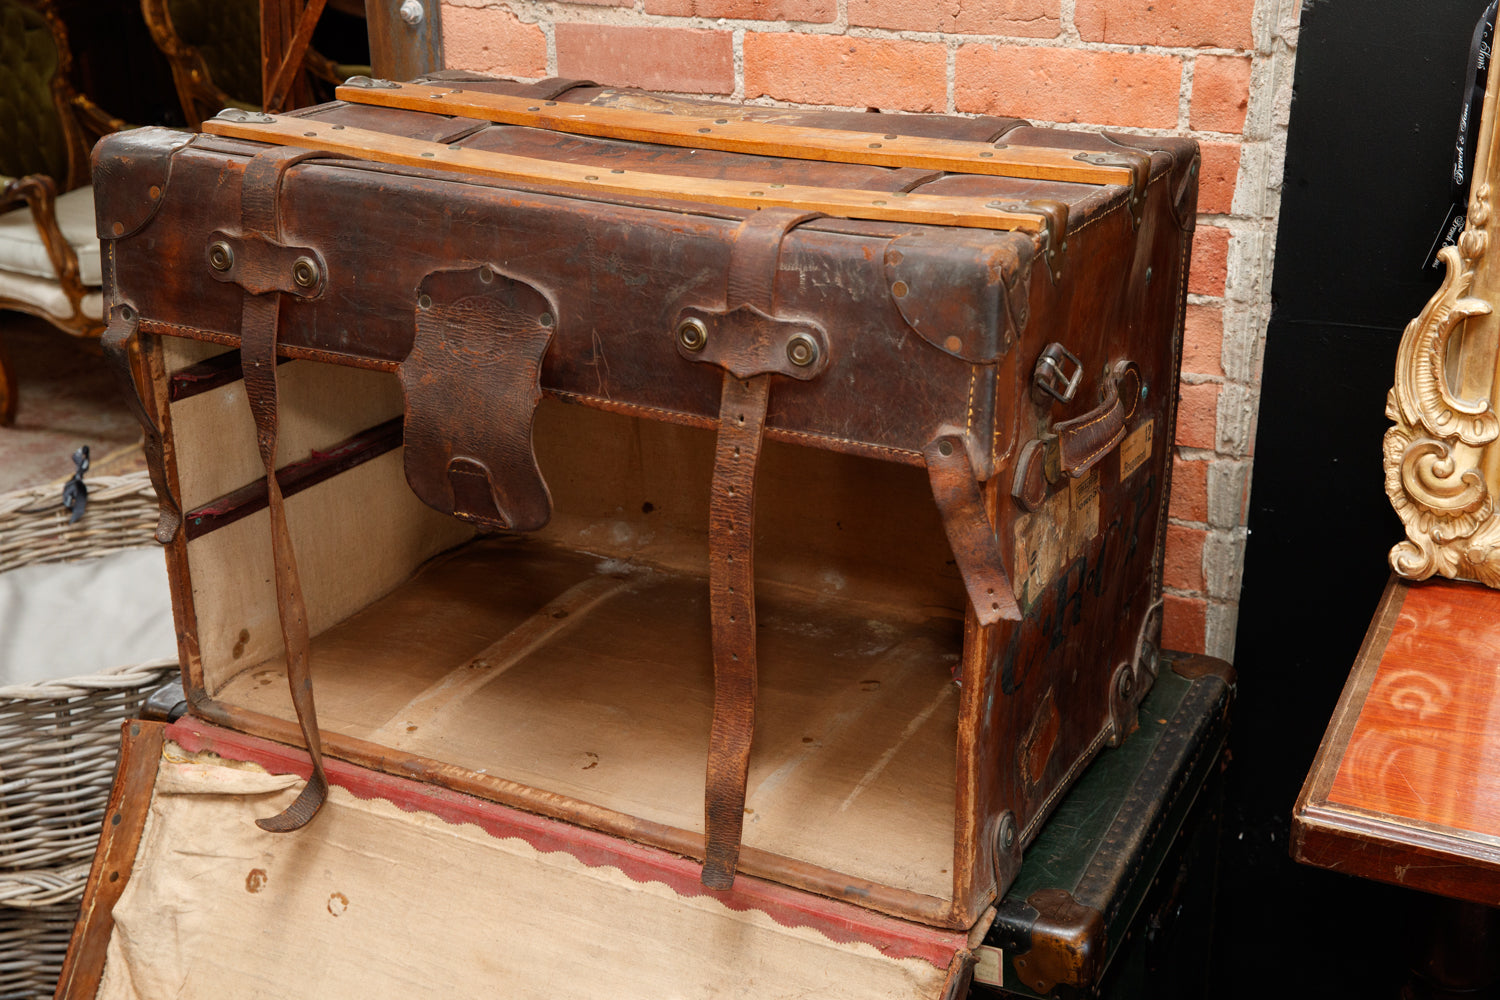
0;901;81;998
0;471;176;996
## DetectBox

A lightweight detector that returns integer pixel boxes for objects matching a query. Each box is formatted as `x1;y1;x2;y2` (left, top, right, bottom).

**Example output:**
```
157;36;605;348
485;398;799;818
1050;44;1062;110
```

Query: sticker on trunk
1120;418;1155;482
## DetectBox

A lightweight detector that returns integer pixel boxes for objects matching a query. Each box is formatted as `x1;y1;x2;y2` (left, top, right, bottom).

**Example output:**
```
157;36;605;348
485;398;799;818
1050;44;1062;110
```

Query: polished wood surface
1293;577;1500;905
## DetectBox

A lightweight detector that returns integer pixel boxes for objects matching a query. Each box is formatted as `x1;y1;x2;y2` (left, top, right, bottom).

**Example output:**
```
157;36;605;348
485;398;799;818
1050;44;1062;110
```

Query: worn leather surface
100;304;181;543
1056;360;1139;479
236;145;335;832
700;208;824;890
924;430;1021;627
399;266;555;531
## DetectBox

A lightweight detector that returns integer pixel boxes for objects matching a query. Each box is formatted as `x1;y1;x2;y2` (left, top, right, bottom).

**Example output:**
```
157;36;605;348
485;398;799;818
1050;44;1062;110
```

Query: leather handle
1055;360;1140;479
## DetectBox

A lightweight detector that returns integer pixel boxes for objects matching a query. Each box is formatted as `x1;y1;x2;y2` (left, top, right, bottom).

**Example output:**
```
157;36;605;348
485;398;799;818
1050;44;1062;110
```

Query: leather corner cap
1011;888;1105;995
91;127;192;240
884;230;1031;363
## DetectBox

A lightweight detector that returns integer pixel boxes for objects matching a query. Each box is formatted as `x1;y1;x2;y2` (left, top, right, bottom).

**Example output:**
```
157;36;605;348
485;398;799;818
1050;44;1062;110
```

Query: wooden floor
216;535;964;900
0;315;143;493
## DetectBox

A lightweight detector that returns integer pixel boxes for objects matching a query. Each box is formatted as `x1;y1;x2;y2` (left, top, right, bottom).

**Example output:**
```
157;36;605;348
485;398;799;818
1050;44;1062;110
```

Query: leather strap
925;430;1022;626
100;303;182;544
236;146;340;832
700;208;822;890
524;77;598;101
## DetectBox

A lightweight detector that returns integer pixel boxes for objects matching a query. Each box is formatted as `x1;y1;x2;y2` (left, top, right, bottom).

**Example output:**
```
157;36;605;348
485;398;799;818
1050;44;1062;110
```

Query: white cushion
0;266;101;321
0;184;102;287
0;547;176;686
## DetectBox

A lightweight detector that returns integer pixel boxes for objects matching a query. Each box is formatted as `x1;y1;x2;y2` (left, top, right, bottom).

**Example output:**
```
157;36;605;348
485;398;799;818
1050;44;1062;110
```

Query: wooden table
1293;575;1500;905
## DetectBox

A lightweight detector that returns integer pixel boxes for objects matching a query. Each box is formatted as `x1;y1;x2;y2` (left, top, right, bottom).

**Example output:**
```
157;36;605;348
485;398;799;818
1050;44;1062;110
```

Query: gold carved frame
1387;46;1500;586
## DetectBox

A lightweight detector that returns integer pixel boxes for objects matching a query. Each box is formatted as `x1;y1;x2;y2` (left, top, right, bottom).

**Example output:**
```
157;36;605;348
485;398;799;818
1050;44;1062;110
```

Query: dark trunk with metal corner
975;651;1233;998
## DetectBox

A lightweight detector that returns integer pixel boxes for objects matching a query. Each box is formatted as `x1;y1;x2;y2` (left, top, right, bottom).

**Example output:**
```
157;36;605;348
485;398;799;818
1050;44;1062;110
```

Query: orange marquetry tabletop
1293;576;1500;905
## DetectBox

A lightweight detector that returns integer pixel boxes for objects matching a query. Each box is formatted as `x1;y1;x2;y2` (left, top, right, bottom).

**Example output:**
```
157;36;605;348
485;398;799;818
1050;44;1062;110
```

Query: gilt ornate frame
1386;40;1500;587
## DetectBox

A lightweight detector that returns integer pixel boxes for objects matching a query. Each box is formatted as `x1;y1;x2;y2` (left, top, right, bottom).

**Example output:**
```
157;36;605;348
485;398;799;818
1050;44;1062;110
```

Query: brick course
955;45;1182;128
848;0;1060;37
1075;0;1256;50
556;24;734;95
744;34;947;111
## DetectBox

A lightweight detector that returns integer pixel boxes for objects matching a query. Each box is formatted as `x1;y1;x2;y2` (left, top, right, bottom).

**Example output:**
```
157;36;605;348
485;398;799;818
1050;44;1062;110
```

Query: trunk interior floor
213;535;963;902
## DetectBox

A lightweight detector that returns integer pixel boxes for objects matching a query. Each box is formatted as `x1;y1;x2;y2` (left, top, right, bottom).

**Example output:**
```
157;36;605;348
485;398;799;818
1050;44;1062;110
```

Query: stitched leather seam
551;391;925;461
966;366;976;437
1063;170;1165;241
1073;424;1127;468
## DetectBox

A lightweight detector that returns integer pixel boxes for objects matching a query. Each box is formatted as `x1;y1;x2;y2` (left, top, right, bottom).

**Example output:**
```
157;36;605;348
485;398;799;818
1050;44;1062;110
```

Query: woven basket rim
0;659;175;700
0;471;155;515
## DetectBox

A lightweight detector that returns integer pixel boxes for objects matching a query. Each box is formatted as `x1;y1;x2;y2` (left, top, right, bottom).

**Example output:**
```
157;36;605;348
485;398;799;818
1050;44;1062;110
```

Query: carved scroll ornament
1385;180;1500;586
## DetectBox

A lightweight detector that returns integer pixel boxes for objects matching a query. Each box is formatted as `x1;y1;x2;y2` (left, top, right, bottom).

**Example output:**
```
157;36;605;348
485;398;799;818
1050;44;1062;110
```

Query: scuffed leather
399;265;556;532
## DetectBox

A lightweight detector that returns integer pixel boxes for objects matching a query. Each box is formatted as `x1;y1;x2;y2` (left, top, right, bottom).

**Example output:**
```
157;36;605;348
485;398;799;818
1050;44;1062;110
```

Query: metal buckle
1033;342;1082;405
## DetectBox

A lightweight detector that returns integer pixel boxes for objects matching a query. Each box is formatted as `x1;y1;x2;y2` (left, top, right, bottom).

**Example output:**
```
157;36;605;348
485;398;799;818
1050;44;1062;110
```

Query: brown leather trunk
91;74;1197;934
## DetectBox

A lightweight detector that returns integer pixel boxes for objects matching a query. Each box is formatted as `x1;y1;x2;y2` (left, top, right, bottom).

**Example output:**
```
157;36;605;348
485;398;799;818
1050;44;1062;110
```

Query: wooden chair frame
0;0;126;424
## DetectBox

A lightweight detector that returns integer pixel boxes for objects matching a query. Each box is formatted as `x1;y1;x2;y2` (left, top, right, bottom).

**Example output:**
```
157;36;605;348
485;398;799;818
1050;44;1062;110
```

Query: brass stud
208;241;233;272
937;440;954;457
678;317;708;352
418;293;432;309
292;256;319;288
891;280;908;298
786;333;818;368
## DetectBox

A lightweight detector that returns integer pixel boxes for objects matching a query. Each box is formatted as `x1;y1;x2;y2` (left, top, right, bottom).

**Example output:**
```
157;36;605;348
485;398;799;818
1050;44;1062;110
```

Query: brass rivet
891;280;908;298
418;293;432;309
544;101;557;106
421;151;435;157
979;151;993;158
111;221;124;236
749;190;764;196
872;199;886;206
611;169;625;174
786;333;818;368
1118;671;1133;698
527;106;540;111
585;175;598;181
769;183;785;189
678;317;708;352
332;124;345;130
148;185;161;199
938;440;954;457
698;127;712;133
208;240;233;271
303;131;317;137
884;133;898;139
869;142;882;149
539;312;554;328
715;118;728;124
944;335;963;352
478;266;493;283
292;256;318;288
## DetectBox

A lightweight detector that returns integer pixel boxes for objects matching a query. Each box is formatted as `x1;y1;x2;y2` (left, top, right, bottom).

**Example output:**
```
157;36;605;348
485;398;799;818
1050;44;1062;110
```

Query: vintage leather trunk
90;73;1197;939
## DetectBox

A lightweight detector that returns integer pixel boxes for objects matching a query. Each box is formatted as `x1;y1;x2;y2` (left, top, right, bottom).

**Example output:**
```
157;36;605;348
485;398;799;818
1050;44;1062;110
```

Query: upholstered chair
0;0;125;426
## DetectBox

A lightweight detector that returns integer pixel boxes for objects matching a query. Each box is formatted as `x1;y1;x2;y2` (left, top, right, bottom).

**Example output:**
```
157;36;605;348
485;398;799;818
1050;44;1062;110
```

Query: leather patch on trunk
400;266;556;531
1021;688;1060;788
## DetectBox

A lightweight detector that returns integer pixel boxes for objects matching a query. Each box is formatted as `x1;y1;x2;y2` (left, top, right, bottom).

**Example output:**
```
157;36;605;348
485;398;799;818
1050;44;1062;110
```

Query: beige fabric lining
97;747;949;999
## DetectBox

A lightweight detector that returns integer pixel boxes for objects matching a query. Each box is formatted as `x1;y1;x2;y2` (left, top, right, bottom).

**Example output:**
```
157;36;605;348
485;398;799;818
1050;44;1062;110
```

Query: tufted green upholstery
0;0;68;184
166;0;262;106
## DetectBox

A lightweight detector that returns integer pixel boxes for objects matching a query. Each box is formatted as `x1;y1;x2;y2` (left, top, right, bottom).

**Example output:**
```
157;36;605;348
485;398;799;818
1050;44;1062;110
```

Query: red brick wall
440;0;1302;660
